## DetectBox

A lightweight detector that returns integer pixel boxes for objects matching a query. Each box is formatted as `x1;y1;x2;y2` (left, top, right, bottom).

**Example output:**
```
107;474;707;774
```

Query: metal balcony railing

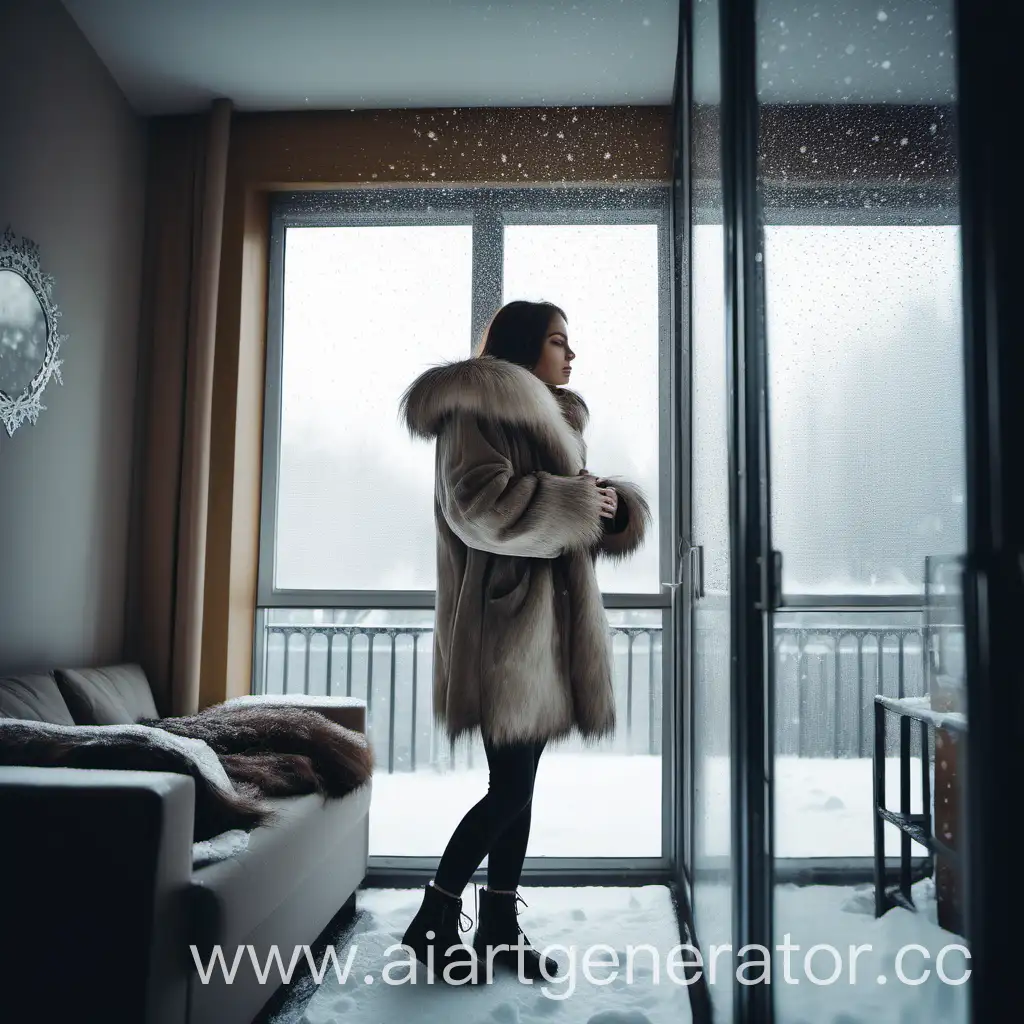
255;621;663;772
254;612;963;773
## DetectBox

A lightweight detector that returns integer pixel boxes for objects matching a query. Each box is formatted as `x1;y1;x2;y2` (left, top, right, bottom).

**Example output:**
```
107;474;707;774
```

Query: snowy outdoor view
272;221;660;596
261;216;963;851
258;181;967;1022
264;215;668;861
270;220;962;603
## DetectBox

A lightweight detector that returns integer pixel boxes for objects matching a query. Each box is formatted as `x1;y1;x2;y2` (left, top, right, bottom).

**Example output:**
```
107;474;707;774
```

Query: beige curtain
127;99;231;716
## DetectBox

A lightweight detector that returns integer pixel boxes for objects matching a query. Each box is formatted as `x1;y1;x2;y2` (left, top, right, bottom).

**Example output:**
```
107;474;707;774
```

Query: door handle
770;549;783;609
662;535;686;593
662;544;705;599
661;546;704;598
691;545;705;600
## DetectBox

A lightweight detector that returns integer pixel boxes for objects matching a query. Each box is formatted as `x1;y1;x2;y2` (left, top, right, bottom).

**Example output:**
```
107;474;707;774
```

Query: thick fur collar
399;355;589;469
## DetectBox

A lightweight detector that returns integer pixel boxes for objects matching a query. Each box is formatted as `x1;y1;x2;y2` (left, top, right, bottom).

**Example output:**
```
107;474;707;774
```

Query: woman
397;300;651;984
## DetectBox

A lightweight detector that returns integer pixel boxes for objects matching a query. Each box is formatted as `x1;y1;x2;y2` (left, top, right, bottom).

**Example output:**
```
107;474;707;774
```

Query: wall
0;0;146;673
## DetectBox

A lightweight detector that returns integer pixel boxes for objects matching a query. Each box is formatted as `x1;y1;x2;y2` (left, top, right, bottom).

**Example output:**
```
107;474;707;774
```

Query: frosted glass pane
691;220;733;1007
764;225;965;596
690;2;732;990
503;224;661;594
692;227;731;599
275;226;472;590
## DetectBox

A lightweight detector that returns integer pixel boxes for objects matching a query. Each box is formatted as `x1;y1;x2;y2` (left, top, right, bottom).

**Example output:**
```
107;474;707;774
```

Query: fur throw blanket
0;704;374;841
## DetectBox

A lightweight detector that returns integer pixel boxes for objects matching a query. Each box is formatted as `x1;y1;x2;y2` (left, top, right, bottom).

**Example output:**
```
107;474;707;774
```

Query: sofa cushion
53;664;159;725
0;673;75;724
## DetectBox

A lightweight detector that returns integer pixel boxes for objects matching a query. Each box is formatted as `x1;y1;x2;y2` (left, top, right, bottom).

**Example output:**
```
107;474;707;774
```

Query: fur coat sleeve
437;411;608;559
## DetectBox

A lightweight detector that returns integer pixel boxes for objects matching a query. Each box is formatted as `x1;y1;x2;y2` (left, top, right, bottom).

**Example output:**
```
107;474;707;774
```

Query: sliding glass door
682;1;1016;1019
686;0;982;1020
751;1;970;1020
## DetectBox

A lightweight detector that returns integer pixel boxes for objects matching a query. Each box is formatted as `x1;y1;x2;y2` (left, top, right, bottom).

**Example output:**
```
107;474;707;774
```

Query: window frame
255;185;678;875
258;185;674;613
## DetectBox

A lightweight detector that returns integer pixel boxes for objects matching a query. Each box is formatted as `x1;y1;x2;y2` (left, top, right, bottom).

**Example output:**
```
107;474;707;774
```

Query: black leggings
433;733;547;895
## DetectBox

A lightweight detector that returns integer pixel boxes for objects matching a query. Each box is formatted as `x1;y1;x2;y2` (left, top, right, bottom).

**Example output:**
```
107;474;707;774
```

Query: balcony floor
369;753;928;859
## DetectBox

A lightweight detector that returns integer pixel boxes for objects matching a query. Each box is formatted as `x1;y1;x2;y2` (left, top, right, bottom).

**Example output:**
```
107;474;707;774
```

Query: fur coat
399;354;651;749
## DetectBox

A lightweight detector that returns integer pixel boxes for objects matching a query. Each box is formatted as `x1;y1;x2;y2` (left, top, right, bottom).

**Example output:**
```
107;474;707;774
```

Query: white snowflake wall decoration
0;225;67;438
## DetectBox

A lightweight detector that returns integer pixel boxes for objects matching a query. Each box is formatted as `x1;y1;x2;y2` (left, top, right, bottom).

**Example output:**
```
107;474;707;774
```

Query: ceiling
60;0;680;115
61;0;954;116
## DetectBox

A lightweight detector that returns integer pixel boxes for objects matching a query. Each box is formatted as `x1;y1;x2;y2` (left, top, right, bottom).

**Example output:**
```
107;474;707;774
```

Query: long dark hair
475;300;567;370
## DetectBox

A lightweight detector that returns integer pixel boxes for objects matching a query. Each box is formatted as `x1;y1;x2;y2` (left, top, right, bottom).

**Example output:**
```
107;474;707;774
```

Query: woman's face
531;314;575;386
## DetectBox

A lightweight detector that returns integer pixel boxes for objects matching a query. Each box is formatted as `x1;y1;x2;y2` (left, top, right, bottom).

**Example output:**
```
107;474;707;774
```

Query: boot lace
433;882;475;933
514;891;528;918
512;892;531;941
479;886;531;937
458;883;475;933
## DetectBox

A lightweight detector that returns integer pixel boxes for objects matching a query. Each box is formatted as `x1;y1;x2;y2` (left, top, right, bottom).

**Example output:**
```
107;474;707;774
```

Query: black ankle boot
472;887;559;979
401;882;479;984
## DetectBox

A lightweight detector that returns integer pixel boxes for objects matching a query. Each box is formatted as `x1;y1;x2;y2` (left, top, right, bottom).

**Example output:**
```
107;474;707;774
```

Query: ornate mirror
0;226;65;437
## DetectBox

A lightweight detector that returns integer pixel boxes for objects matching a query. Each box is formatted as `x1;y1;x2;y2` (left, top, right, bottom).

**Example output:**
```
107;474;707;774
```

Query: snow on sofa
0;664;372;1024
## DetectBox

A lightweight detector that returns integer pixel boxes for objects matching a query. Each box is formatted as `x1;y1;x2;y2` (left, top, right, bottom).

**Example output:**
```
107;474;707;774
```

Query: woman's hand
580;471;618;519
597;485;619;519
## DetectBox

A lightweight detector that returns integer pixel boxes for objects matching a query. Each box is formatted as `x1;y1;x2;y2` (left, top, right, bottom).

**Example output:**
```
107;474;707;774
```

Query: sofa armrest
222;693;367;734
0;766;194;1024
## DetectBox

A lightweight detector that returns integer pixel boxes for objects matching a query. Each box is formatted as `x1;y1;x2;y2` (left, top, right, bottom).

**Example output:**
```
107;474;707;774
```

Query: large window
256;187;672;868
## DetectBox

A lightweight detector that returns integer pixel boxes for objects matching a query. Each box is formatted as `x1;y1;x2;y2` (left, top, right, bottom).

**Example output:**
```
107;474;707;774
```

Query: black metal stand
872;694;965;916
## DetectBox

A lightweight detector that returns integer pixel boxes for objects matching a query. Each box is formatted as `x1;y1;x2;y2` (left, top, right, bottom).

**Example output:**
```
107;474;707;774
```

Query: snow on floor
299;885;693;1024
348;752;961;1021
695;877;968;1024
296;879;967;1024
370;754;928;859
